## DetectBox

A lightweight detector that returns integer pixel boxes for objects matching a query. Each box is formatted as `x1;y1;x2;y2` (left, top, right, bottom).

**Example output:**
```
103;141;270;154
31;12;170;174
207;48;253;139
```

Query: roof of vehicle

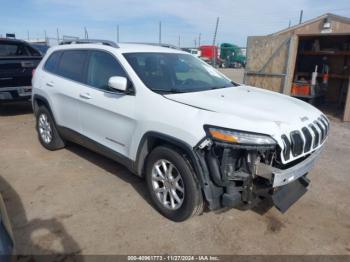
0;38;30;45
49;41;186;54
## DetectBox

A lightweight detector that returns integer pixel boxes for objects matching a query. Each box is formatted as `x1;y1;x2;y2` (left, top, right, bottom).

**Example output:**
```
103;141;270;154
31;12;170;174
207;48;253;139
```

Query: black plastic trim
281;135;291;161
135;131;203;180
309;124;319;149
302;127;312;153
315;121;325;142
290;131;304;157
135;131;222;210
32;94;54;117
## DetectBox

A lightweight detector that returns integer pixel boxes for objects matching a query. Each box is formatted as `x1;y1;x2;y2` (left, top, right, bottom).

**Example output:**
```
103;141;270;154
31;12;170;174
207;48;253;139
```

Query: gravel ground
0;98;350;255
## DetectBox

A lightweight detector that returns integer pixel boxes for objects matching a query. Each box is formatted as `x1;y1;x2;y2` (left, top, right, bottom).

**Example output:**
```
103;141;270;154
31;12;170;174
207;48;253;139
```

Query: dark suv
0;39;42;102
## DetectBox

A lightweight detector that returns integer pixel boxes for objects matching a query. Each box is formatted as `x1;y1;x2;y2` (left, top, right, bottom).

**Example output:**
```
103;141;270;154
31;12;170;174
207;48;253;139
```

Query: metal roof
271;13;350;36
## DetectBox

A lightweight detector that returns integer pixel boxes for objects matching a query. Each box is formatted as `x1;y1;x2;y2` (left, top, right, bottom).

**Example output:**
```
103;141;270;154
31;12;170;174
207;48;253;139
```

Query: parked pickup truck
0;39;42;102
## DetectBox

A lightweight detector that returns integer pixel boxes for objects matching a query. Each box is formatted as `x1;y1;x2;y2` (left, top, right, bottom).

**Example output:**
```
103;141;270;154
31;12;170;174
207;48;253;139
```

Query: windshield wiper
210;85;233;90
151;88;187;94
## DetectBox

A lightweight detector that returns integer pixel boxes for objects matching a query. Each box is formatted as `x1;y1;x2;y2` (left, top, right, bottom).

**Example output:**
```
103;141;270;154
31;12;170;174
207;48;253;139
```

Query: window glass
44;51;61;73
57;50;87;82
26;45;41;56
0;43;29;56
123;52;235;94
86;51;126;91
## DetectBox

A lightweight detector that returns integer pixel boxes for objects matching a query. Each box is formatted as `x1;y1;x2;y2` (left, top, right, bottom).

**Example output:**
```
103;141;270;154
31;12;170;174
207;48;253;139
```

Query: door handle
46;82;54;87
79;93;92;99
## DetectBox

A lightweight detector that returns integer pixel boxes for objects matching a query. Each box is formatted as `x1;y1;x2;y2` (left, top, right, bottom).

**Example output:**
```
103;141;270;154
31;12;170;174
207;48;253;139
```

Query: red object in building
291;83;311;96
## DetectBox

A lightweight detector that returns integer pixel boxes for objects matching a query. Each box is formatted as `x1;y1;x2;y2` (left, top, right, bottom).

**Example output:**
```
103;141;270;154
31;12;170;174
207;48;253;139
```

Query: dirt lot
0;100;350;255
218;68;244;83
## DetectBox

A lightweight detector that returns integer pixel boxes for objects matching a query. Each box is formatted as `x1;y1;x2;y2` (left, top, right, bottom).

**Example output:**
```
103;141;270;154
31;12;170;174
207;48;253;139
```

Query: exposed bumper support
195;137;324;212
258;148;323;188
272;176;310;213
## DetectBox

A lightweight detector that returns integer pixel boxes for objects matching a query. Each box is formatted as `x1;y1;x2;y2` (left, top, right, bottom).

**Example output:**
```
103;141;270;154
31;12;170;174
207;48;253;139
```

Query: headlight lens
207;127;276;145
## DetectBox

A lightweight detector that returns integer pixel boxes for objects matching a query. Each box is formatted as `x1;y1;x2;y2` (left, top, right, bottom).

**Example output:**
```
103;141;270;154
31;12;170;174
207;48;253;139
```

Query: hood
164;85;322;126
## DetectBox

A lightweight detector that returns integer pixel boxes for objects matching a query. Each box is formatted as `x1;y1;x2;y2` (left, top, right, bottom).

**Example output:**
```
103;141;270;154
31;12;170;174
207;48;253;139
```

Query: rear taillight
32;69;36;77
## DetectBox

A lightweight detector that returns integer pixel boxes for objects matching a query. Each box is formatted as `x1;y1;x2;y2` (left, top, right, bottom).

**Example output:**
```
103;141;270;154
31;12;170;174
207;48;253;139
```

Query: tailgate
0;57;41;88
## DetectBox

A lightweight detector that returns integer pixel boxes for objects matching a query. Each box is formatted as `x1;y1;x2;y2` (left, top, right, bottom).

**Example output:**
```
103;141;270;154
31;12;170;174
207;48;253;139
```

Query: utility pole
194;38;197;48
116;25;120;42
212;17;220;67
299;10;303;24
84;27;88;39
158;21;162;44
198;33;201;46
288;20;291;28
44;30;47;44
56;28;60;42
178;35;181;48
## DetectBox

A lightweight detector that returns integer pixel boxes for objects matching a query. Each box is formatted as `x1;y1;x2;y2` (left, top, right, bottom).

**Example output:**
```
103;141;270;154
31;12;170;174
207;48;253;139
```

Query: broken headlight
205;126;276;146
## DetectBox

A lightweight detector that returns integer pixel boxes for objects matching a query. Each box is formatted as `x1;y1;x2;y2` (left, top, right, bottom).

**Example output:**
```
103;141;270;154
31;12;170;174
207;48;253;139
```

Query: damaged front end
195;126;322;213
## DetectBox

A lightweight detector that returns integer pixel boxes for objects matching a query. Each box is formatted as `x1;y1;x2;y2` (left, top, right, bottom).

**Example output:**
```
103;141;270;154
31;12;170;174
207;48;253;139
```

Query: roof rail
120;42;180;50
59;39;119;48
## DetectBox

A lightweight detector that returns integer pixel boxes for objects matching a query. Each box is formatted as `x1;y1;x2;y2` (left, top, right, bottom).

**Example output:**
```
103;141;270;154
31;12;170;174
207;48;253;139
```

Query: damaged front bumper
194;139;324;213
257;148;323;212
258;147;323;188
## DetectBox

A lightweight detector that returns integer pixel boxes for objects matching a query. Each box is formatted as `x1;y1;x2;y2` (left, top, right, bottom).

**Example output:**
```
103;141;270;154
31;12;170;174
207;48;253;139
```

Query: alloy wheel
151;159;185;210
38;113;52;144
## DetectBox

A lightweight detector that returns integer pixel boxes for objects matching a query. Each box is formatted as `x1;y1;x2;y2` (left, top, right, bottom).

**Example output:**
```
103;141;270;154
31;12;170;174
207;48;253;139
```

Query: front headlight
206;126;276;145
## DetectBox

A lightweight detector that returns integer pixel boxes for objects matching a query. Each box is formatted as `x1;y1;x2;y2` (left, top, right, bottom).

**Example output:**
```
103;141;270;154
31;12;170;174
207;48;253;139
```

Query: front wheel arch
135;132;204;181
145;146;204;221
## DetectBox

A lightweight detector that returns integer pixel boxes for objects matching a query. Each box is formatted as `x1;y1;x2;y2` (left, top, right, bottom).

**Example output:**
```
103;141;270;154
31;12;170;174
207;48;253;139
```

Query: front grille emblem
300;116;309;122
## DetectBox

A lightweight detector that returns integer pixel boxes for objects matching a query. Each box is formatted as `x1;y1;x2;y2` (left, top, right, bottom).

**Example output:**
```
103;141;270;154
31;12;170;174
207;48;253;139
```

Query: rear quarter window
56;50;88;83
26;45;41;56
44;51;62;74
0;43;29;57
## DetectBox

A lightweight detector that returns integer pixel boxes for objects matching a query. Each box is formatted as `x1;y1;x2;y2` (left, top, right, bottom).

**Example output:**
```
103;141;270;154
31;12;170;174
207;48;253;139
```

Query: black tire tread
146;146;203;221
36;106;65;150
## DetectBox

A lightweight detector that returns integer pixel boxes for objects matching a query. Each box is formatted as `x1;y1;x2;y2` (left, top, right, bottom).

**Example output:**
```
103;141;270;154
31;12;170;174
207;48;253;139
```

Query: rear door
0;41;41;95
43;49;88;133
79;50;137;157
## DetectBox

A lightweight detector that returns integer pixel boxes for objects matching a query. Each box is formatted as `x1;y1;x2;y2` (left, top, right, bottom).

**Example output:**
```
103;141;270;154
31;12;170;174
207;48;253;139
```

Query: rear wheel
36;106;65;150
146;146;203;221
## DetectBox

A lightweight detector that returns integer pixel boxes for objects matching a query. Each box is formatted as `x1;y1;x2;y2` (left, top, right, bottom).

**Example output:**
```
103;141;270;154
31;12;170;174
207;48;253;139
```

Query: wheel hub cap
38;113;52;144
151;159;185;210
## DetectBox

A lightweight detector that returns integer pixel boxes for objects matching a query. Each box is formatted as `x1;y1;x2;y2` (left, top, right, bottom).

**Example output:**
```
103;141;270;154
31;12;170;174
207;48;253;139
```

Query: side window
26;45;41;56
0;43;28;56
86;51;126;91
44;51;62;74
57;50;87;83
14;44;28;56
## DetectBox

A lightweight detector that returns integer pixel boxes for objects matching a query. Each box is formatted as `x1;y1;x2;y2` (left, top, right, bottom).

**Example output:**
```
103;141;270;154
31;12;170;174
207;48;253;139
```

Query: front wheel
146;146;203;221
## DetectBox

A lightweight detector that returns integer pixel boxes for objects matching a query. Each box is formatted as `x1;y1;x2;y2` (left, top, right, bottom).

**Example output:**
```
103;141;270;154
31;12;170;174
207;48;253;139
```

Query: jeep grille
281;115;329;161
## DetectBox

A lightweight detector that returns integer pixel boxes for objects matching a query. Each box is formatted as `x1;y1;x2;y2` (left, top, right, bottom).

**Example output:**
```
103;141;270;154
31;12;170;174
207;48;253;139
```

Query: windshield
123;52;236;93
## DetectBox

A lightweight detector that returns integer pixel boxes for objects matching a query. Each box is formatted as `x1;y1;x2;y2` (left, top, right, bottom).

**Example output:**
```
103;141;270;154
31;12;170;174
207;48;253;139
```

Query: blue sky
1;0;350;47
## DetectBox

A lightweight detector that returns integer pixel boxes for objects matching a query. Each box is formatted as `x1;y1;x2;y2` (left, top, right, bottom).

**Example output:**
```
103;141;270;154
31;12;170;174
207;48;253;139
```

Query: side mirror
108;76;128;92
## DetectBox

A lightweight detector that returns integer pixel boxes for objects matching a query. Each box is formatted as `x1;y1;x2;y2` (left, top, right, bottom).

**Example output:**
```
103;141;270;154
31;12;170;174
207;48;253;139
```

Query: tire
145;146;203;221
36;106;65;150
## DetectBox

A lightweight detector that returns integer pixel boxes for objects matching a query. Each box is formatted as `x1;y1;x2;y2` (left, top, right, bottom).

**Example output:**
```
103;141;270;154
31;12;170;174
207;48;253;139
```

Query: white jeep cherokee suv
32;40;329;221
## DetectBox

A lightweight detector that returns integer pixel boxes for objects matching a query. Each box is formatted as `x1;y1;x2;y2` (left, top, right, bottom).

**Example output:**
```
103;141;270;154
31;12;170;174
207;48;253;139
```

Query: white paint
32;43;328;165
